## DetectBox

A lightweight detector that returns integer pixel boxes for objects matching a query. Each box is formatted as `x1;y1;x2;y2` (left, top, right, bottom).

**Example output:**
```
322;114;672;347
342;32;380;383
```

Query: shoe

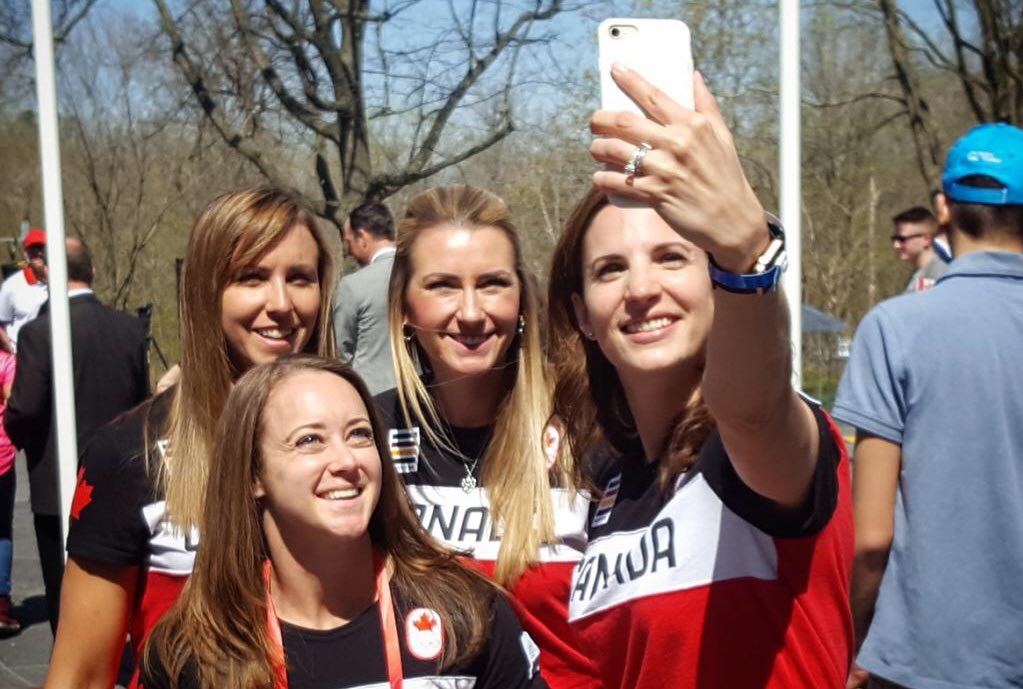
0;595;21;635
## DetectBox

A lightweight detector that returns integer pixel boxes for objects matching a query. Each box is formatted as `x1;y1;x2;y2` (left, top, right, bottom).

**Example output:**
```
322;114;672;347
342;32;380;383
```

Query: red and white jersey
66;393;195;686
375;388;604;689
568;402;854;689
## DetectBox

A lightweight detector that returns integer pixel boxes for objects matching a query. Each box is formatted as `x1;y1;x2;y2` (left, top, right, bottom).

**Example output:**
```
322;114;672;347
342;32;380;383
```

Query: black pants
33;513;64;635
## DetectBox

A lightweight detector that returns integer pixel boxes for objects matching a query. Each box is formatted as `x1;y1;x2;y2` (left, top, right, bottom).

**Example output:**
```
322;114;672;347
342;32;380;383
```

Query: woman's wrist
708;216;773;274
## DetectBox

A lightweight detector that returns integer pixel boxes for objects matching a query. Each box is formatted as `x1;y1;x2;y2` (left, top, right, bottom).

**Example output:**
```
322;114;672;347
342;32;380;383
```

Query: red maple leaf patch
71;466;94;520
413;612;436;631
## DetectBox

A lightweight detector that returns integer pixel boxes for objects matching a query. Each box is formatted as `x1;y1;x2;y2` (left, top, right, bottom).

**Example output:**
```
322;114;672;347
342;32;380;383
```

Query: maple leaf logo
413;612;436;632
71;467;94;520
405;608;443;660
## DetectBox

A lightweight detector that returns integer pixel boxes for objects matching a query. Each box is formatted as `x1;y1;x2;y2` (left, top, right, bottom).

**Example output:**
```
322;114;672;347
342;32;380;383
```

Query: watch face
754;238;786;273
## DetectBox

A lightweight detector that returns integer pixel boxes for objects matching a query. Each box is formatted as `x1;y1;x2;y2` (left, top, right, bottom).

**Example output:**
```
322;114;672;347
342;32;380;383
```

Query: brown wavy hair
547;187;714;492
142;355;494;689
386;184;565;585
156;186;335;532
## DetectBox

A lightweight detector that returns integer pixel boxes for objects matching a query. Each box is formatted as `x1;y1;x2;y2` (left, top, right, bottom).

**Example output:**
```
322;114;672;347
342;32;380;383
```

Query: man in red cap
0;229;49;350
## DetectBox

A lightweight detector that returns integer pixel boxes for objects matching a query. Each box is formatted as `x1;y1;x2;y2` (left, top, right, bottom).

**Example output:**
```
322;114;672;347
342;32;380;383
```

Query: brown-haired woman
44;187;335;689
548;67;853;688
140;354;546;689
377;184;602;688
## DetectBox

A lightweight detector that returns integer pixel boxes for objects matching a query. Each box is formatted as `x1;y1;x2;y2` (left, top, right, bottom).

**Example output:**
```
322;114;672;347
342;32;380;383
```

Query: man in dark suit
4;238;149;633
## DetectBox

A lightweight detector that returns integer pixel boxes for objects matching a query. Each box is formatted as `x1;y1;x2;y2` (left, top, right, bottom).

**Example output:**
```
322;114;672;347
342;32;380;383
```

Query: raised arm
589;65;819;508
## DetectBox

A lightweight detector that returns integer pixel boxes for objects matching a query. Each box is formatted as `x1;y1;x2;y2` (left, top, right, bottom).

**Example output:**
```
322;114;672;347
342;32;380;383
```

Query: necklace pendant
460;473;477;493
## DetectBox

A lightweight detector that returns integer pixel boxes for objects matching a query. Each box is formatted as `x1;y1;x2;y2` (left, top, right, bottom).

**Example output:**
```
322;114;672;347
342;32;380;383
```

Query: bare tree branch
876;0;943;189
230;0;337;139
0;0;100;49
153;0;286;189
406;0;562;173
366;118;515;200
150;0;567;225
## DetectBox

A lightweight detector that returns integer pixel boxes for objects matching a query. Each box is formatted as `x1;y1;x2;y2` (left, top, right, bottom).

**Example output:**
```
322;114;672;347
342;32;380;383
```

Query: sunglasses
890;233;926;244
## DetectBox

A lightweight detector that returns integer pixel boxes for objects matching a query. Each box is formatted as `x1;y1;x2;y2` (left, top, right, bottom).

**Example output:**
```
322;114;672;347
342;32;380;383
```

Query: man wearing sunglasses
890;206;947;292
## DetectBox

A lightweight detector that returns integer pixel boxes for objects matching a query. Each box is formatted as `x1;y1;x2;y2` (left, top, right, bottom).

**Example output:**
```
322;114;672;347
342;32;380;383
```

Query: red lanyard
263;551;404;689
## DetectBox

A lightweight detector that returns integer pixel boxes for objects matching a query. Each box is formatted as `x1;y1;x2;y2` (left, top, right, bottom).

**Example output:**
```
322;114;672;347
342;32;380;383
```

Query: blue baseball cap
941;123;1023;206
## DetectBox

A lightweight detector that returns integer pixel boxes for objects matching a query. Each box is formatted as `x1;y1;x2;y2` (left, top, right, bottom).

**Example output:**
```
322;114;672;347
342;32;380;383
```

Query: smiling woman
546;65;853;689
139;355;546;689
572;205;713;378
376;185;603;689
403;223;522;386
220;226;322;370
256;370;383;549
43;187;335;689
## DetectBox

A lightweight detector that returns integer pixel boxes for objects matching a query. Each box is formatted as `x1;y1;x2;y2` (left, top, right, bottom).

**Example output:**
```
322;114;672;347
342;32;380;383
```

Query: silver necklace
460;456;481;493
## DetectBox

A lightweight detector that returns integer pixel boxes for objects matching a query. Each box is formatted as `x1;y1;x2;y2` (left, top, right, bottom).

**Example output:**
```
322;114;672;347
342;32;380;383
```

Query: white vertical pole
780;0;802;386
32;0;79;552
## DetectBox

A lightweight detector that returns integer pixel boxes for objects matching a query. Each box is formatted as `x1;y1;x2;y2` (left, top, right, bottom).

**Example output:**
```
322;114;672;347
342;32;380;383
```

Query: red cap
23;229;46;249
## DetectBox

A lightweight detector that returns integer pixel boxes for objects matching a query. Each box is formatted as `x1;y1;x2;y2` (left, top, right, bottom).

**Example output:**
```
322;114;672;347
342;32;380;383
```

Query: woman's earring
403;324;425;375
516;314;525;336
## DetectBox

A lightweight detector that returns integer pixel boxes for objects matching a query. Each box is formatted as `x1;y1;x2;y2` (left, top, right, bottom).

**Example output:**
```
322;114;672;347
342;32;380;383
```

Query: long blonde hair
143;355;494;689
159;186;335;531
387;184;563;585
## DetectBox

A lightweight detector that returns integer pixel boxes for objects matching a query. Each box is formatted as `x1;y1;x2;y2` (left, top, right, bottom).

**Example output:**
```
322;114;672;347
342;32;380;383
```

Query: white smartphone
597;19;694;207
598;18;694;115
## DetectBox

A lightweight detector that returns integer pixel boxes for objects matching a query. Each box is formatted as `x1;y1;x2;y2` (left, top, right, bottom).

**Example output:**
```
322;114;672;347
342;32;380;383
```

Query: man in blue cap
835;122;1023;689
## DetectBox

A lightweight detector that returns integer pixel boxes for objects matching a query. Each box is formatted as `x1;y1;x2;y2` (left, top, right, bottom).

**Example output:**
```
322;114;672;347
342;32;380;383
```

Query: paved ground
0;457;52;688
0;458;132;689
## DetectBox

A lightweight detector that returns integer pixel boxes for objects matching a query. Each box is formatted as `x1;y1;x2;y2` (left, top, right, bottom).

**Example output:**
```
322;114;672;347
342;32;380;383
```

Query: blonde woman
376;184;602;689
44;187;334;689
547;67;852;688
140;355;545;689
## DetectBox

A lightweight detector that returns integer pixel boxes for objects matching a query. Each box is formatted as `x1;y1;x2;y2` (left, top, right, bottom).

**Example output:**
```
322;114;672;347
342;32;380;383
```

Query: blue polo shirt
834;251;1023;689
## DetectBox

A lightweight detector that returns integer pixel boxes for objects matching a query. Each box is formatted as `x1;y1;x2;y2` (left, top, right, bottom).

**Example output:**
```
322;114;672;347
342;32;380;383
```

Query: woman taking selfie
547;66;853;688
377;185;601;688
44;187;334;689
140;355;545;689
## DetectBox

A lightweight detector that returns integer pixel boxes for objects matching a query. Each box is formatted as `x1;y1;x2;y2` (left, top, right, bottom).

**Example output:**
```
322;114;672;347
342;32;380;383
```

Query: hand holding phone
597;19;694;206
589;63;767;268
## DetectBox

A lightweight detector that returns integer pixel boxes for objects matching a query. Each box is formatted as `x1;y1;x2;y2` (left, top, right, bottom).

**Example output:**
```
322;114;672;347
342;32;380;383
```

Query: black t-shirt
373;387;494;489
64;392;196;664
372;390;603;689
140;593;548;689
66;392;177;567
